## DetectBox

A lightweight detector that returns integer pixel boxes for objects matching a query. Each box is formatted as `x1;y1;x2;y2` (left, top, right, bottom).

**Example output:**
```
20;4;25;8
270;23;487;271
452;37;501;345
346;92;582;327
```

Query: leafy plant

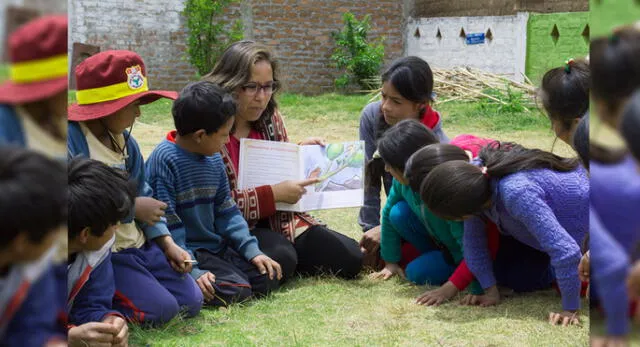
331;12;385;91
182;0;244;76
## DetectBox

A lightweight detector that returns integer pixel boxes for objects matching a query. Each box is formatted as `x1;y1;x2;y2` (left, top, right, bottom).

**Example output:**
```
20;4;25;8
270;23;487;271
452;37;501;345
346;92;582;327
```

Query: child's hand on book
135;197;167;225
272;179;321;204
251;254;283;280
298;137;327;146
196;272;217;302
370;263;405;280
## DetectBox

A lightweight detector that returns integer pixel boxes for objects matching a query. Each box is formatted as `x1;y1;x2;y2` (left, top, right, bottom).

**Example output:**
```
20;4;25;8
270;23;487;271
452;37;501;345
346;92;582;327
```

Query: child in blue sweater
67;157;136;346
0;147;66;346
589;26;640;344
67;50;202;325
419;142;588;326
146;81;281;306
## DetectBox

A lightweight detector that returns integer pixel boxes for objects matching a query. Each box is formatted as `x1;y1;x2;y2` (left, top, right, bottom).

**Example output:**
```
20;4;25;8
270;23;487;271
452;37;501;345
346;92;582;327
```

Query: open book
238;139;365;212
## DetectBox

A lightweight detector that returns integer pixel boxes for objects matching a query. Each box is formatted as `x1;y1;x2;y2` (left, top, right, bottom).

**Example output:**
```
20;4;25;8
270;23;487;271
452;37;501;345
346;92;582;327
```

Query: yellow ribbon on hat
76;77;149;105
9;54;68;83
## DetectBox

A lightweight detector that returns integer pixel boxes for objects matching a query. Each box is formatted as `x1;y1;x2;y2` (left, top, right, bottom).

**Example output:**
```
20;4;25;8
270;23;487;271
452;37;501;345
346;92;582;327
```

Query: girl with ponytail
419;142;588;326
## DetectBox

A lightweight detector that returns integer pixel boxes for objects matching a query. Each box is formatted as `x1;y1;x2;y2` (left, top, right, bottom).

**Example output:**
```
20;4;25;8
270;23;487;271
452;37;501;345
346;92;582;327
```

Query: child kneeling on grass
0;147;66;346
370;120;499;306
67;50;203;325
67;157;135;346
419;141;588;326
145;81;282;306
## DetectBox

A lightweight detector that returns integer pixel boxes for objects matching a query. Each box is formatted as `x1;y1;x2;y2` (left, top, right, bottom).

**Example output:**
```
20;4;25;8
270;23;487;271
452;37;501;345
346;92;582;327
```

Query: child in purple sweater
589;26;640;345
419;142;588;326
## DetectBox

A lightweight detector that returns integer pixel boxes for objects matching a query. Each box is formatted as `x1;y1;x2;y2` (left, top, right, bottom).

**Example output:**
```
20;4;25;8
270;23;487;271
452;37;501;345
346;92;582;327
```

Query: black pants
494;234;554;293
194;247;280;307
252;225;363;280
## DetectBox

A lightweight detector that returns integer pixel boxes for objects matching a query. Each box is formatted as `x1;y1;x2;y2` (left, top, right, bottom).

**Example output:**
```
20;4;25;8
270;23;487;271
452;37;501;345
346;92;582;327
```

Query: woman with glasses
202;41;363;282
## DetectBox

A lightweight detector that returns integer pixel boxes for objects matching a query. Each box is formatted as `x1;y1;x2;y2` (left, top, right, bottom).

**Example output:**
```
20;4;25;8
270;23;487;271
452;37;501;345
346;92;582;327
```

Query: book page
238;139;303;212
299;141;365;211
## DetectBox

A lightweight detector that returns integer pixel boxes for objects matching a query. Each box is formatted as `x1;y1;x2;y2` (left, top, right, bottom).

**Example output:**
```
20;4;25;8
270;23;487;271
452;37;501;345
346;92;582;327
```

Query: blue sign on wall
466;33;485;45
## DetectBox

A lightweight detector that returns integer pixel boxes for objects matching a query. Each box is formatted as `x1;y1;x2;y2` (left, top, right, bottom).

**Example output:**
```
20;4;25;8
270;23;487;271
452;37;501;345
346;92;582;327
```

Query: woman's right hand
272;179;320;204
370;263;405;280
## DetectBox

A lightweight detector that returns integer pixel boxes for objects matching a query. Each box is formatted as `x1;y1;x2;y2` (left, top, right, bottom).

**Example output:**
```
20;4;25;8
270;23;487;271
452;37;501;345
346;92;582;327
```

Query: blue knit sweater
590;155;640;336
463;166;589;311
145;138;262;280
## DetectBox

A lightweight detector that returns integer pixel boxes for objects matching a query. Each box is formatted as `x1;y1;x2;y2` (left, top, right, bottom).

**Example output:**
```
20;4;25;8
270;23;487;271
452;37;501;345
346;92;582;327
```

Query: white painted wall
406;12;528;82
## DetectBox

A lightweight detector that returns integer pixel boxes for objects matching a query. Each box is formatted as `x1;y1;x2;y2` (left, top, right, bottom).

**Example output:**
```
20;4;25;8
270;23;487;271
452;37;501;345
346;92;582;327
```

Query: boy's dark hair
621;89;640;162
68;156;136;239
368;56;435;190
420;142;581;220
366;119;438;188
591;26;640;126
172;81;237;136
0;147;67;247
405;143;470;192
572;114;590;170
539;59;590;131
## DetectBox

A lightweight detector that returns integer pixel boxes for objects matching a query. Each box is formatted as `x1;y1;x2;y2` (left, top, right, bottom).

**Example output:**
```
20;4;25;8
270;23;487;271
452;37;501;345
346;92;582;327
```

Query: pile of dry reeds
363;66;538;112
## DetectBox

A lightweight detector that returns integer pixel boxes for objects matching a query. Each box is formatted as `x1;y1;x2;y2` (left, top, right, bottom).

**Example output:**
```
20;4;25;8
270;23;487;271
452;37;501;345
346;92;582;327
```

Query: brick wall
413;0;588;17
525;12;589;84
406;13;529;82
69;0;405;94
1;0;67;60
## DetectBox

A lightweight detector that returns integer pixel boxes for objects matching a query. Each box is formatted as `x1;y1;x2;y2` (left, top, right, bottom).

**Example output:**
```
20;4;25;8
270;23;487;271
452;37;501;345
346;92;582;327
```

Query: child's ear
79;227;91;244
193;129;206;144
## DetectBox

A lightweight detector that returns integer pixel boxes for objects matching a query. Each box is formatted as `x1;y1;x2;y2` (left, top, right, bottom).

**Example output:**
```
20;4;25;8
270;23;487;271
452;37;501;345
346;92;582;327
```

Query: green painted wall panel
590;0;640;37
525;12;589;84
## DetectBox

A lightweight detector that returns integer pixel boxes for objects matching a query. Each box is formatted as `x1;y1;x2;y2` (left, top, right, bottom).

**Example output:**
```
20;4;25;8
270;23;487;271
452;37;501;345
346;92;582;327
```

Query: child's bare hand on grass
460;285;500;307
135;196;167;225
68;322;119;347
272;179;320;204
370;263;405;280
251;254;282;280
359;226;381;254
578;250;590;282
548;310;580;326
590;335;629;347
416;281;459;306
196;272;216;302
102;315;129;347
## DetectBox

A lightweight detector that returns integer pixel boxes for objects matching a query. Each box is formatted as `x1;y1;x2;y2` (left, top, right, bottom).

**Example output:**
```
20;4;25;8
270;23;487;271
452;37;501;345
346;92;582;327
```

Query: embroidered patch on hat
125;65;145;90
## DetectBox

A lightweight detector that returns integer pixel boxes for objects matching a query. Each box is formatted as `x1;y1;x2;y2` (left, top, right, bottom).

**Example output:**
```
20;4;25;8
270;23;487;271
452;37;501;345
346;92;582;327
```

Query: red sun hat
0;15;68;104
68;50;178;121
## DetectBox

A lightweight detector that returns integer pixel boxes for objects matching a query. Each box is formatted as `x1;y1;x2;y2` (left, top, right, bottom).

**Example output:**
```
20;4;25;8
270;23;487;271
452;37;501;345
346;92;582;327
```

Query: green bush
331;12;385;91
182;0;244;77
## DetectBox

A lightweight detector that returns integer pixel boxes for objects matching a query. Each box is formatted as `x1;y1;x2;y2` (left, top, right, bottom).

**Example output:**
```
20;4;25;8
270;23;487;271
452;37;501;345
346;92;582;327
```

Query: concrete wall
406;13;529;82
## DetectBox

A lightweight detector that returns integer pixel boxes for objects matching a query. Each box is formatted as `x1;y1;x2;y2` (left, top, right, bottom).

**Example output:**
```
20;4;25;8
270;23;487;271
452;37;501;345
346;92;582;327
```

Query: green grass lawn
0;65;8;82
128;93;587;346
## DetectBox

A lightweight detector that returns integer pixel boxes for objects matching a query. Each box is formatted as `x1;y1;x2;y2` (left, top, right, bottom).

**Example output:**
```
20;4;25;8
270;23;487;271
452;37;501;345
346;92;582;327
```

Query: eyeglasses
240;81;279;95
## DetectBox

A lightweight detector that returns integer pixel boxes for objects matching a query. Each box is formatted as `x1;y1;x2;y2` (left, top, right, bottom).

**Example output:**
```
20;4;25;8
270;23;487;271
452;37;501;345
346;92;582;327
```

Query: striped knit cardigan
220;110;324;242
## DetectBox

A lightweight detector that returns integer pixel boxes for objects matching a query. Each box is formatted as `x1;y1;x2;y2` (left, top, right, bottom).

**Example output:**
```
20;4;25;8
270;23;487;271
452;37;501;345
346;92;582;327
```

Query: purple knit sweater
590;155;640;336
463;166;589;311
